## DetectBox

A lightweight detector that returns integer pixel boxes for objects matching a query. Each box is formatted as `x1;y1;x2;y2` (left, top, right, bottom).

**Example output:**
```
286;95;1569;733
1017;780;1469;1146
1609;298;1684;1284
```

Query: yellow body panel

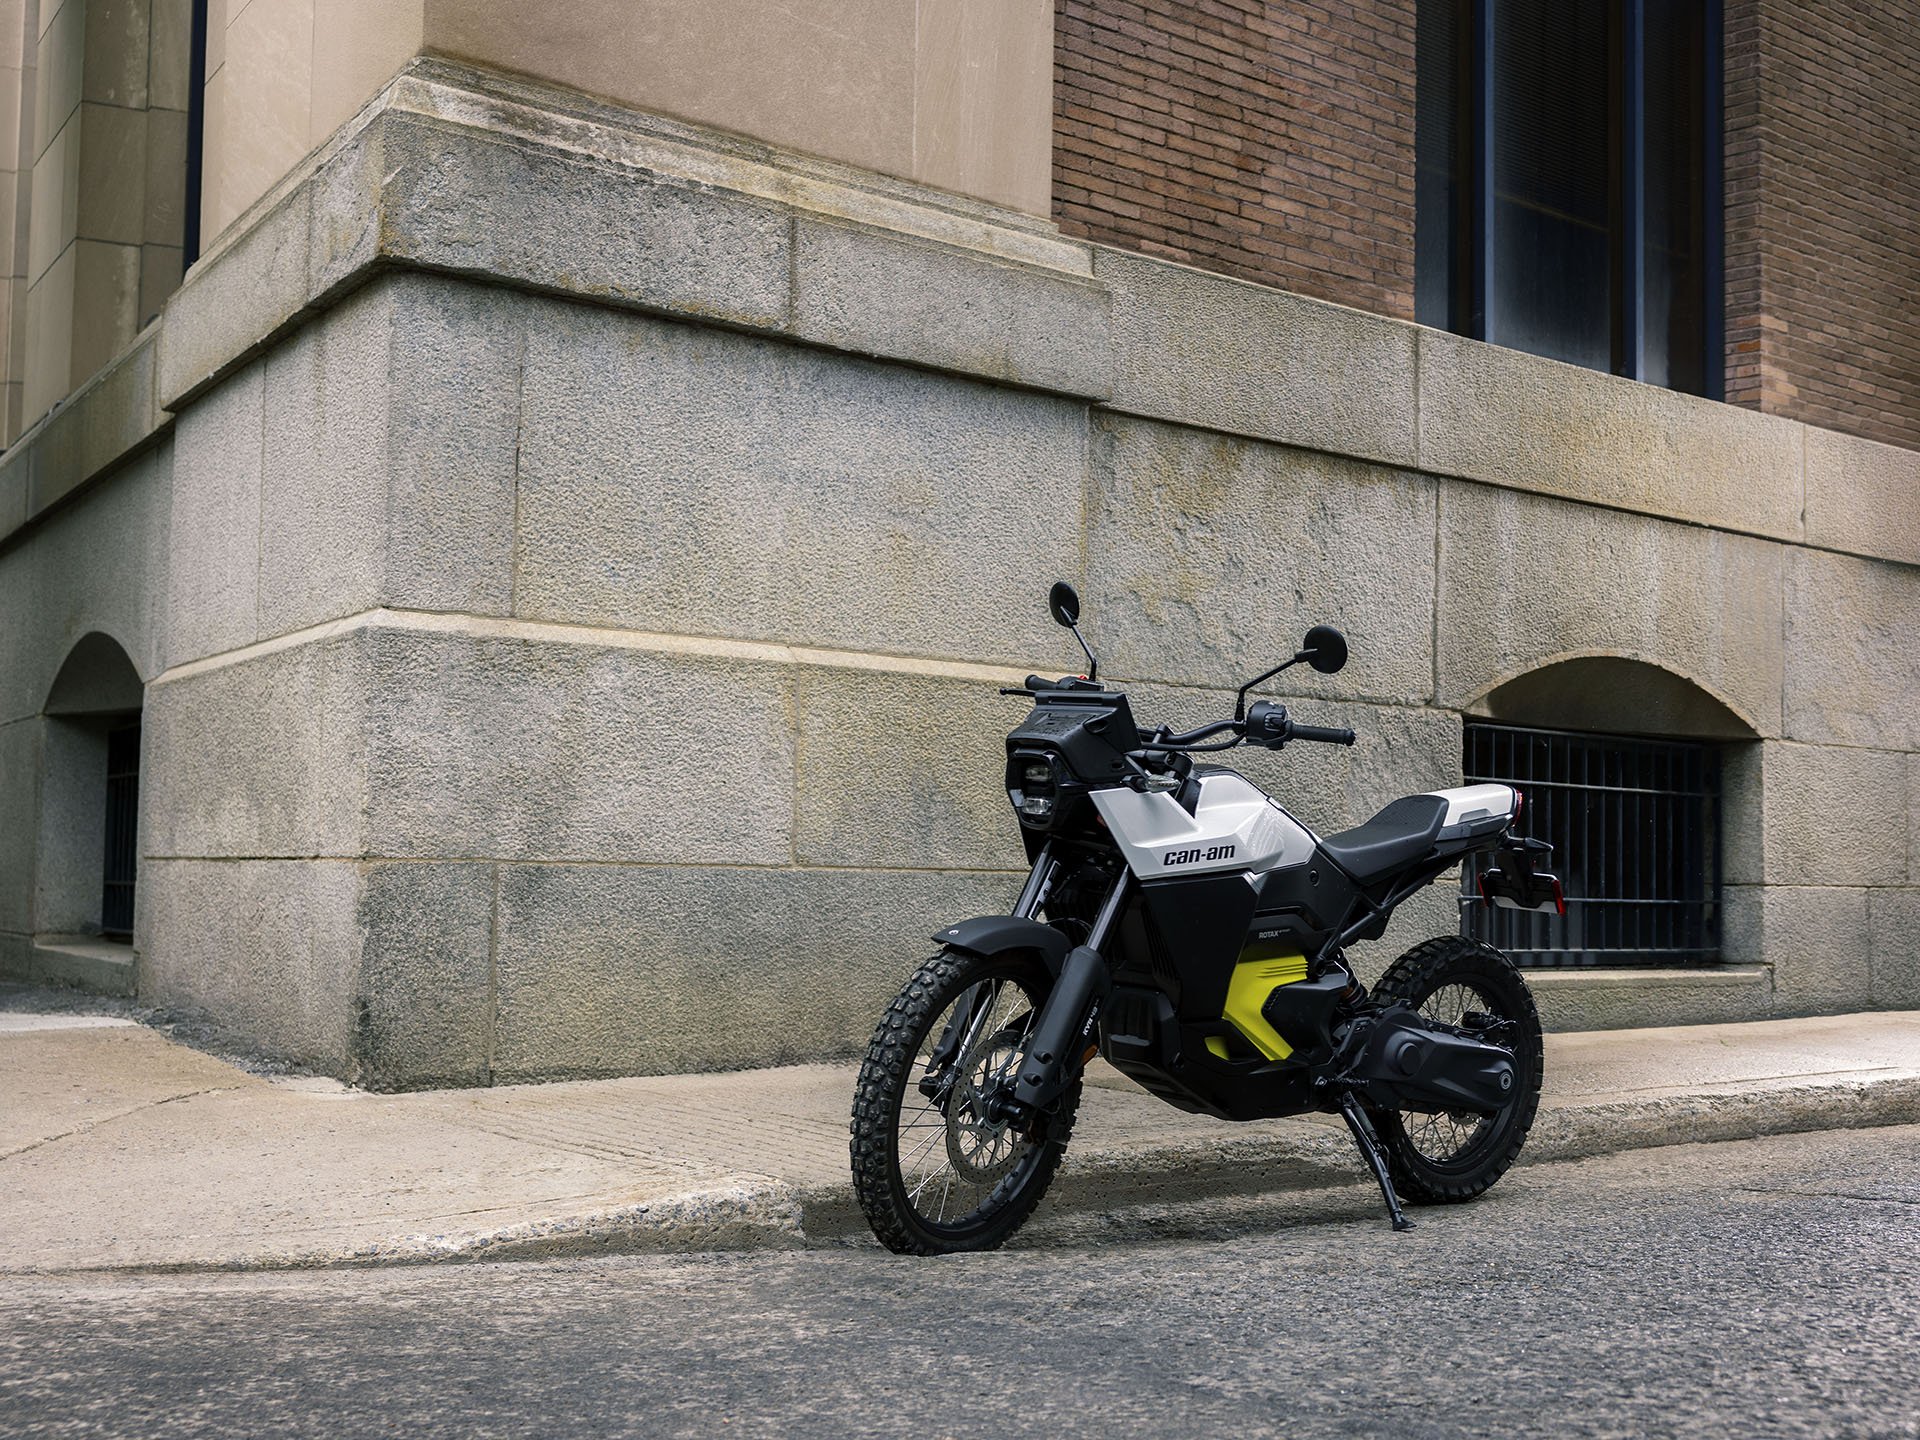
1221;955;1310;1060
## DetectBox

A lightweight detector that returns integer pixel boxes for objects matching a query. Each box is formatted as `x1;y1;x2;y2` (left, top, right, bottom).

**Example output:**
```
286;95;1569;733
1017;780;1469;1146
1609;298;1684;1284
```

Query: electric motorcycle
850;583;1565;1254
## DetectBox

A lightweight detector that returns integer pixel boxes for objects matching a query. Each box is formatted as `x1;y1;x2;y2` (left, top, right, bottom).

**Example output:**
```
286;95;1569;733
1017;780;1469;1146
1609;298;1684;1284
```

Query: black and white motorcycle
850;583;1564;1254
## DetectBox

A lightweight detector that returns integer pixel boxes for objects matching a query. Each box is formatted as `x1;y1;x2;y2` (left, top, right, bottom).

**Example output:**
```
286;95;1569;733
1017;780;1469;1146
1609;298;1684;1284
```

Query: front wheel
1370;935;1544;1204
850;948;1080;1255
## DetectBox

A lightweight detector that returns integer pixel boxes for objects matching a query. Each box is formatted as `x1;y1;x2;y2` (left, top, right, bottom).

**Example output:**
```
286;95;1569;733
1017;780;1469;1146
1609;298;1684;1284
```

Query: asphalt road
4;1125;1919;1440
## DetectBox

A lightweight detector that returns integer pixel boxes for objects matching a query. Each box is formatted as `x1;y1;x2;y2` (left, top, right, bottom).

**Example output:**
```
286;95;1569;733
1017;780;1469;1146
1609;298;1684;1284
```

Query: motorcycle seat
1318;793;1449;884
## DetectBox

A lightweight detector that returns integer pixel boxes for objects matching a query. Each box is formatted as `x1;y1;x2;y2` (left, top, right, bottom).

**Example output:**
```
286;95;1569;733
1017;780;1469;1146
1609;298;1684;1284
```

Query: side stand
1336;1092;1413;1232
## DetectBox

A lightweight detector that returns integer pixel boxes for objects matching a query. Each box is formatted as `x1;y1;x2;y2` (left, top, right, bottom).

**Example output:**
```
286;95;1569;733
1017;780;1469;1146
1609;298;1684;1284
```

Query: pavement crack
0;1087;240;1162
1735;1185;1920;1207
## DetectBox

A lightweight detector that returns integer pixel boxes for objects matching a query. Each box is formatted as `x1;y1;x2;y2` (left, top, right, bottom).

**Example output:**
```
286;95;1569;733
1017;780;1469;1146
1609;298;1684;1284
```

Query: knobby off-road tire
850;948;1082;1255
1370;934;1544;1205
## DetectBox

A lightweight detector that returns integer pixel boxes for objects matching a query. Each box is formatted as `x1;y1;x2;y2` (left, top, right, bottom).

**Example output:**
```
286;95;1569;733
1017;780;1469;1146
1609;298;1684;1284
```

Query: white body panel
1090;771;1316;881
1429;782;1519;828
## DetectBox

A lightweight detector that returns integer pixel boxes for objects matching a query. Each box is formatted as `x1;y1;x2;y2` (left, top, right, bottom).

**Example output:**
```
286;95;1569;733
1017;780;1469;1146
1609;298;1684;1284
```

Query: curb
13;1074;1918;1273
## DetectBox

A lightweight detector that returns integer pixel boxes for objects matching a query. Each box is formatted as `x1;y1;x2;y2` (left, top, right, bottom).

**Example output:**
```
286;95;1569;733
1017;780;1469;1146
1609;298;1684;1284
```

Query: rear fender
933;916;1072;978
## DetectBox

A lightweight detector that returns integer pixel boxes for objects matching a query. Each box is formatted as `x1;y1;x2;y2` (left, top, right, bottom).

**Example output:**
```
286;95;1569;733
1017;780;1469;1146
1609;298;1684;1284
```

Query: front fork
1007;862;1131;1118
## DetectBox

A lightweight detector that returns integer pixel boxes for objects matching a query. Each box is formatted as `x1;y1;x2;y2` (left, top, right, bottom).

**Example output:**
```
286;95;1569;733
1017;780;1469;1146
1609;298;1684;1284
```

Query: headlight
1009;757;1058;823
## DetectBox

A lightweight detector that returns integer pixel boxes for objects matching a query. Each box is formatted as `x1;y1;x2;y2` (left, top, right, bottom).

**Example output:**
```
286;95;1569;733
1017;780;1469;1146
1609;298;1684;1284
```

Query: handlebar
1288;722;1356;746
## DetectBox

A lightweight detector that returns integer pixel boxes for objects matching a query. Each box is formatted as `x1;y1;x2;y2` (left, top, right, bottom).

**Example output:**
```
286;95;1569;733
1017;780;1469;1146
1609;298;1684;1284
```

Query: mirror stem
1068;623;1098;682
1234;652;1307;721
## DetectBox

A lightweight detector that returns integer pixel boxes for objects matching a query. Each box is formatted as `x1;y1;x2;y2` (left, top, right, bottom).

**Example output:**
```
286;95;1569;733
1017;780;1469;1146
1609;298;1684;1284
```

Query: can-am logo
1163;844;1235;867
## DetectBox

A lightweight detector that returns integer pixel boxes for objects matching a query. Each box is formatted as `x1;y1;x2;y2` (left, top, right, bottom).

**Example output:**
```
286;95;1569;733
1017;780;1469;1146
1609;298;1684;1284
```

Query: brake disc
945;1028;1027;1184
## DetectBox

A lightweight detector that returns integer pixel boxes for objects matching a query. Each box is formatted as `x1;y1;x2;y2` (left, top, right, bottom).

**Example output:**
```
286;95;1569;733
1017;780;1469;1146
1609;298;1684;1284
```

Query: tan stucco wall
4;0;188;439
200;0;1053;245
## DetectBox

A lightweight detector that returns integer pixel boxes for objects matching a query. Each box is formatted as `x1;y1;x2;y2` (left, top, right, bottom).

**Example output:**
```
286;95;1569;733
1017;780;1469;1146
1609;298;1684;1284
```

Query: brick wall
1053;0;1419;320
1723;0;1920;449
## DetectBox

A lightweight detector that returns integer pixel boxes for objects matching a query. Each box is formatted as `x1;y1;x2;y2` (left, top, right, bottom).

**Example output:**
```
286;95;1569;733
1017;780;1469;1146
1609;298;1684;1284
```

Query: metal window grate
1460;722;1720;968
101;720;141;937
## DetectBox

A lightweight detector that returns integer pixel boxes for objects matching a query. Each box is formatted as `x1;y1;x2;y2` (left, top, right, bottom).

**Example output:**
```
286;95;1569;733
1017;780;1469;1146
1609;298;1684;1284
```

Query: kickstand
1336;1092;1414;1232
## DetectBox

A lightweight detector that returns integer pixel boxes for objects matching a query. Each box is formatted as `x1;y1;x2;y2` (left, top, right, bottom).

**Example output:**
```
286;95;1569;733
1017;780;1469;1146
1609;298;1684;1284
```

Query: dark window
184;0;210;268
101;720;141;937
1416;0;1722;397
1460;722;1721;967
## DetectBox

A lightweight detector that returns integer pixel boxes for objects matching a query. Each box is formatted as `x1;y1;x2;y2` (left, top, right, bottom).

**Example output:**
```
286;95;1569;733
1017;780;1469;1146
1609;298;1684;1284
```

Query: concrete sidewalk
3;1002;1918;1273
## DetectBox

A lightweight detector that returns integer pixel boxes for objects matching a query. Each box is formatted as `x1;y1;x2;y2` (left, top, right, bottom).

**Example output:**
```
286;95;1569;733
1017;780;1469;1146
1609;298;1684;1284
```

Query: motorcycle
850;583;1564;1254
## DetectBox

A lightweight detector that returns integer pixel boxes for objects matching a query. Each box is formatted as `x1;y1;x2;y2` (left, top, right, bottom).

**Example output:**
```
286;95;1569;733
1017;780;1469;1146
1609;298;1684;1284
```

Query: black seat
1318;794;1448;885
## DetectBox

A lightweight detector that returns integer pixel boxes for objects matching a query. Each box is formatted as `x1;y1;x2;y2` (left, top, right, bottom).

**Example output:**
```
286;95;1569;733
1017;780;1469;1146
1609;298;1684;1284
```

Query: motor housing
1340;1004;1516;1115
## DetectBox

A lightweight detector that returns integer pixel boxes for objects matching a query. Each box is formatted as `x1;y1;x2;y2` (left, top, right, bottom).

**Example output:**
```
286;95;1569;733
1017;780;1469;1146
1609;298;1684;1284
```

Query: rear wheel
1370;935;1543;1204
850;948;1079;1255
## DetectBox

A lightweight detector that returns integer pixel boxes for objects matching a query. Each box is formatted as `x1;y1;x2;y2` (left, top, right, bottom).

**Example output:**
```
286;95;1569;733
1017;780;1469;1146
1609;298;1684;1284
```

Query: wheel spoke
883;961;1053;1236
1401;979;1500;1166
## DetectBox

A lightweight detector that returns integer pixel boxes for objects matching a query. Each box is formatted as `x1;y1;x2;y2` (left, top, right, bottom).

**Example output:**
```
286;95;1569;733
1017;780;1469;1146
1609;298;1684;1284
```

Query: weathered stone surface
1096;246;1417;466
166;363;262;665
795;664;1031;872
1805;424;1920;568
0;718;38;931
258;285;388;636
1910;755;1920;883
23;326;164;519
305;119;386;301
378;112;791;332
0;449;25;538
138;857;361;1072
34;716;110;934
514;297;1085;666
359;621;795;865
792;217;1110;398
0;930;26;979
141;630;367;860
1721;740;1767;887
490;863;1012;1079
30;445;171;692
155;181;311;409
1417;328;1804;543
1531;966;1777;1032
1760;742;1908;887
354;861;496;1090
0;546;33;725
1867;889;1920;1010
1721;884;1872;1015
1784;546;1920;751
1085;415;1436;703
1435;481;1785;736
381;276;522;616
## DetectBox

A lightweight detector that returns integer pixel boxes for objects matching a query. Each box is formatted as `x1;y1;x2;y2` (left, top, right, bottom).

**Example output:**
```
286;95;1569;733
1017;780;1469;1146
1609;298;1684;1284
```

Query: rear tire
1369;935;1543;1204
850;948;1081;1255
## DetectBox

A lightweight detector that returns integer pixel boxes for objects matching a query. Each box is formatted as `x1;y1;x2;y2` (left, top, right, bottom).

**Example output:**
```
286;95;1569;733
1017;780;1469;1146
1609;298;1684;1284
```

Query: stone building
0;1;1915;1088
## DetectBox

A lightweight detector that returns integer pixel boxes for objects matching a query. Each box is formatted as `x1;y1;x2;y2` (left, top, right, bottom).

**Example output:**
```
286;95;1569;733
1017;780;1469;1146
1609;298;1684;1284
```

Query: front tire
850;948;1080;1255
1370;935;1544;1204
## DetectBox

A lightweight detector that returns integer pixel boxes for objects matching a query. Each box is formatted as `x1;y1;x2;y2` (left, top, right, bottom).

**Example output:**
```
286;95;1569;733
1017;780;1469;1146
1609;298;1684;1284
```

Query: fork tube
1008;868;1132;1117
1011;842;1058;919
1084;868;1133;951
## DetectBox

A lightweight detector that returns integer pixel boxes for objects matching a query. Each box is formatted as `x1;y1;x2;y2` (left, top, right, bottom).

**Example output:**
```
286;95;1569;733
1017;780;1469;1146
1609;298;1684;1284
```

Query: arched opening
1467;655;1758;741
39;634;145;941
1460;657;1759;969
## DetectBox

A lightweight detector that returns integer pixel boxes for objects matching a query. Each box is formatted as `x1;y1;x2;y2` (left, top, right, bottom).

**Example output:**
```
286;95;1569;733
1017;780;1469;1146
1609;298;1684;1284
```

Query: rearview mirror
1303;624;1347;675
1048;581;1081;628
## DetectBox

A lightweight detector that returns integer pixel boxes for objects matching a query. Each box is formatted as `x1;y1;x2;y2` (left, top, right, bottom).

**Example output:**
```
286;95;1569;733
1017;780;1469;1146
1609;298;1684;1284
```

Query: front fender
933;916;1072;978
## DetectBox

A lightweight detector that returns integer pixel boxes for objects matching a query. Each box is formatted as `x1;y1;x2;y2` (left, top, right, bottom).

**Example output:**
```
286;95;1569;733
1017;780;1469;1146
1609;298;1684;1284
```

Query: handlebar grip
1289;723;1356;746
1024;675;1055;691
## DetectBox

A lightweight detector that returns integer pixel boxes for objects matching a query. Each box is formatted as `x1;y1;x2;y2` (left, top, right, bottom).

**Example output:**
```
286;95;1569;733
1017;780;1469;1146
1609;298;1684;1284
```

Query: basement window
101;719;141;938
1460;721;1721;967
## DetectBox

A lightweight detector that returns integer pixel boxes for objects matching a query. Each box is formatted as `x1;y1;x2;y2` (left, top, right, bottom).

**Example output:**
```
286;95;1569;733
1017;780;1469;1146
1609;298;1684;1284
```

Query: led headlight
1009;757;1058;822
